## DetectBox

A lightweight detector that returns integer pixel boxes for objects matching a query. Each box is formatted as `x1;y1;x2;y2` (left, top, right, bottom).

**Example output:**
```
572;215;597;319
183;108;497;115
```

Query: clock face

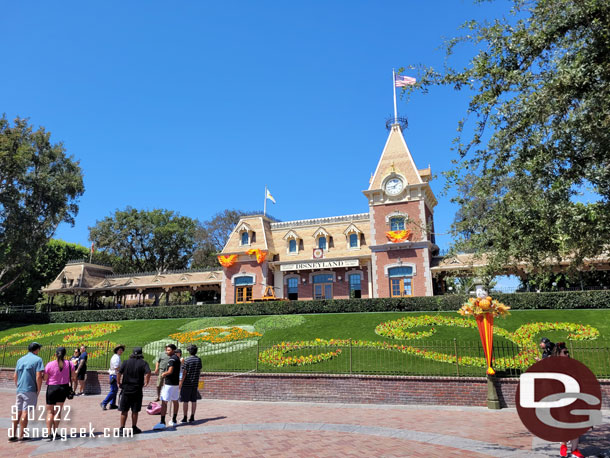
385;178;404;196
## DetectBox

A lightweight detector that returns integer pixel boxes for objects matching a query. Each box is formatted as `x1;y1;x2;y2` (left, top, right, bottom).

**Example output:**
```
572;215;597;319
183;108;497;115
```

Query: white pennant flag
266;188;276;204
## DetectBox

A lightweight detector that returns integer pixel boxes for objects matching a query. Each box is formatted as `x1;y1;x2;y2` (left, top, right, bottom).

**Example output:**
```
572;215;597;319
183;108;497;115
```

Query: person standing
117;347;151;435
69;348;80;371
153;344;180;429
179;344;202;423
10;342;44;442
76;344;88;395
101;344;124;410
539;337;555;359
44;347;75;436
153;349;171;402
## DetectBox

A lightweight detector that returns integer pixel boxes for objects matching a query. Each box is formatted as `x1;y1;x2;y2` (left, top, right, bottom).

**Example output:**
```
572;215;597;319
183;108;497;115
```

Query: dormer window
390;217;405;231
313;227;330;252
236;221;254;247
283;230;300;254
344;223;363;250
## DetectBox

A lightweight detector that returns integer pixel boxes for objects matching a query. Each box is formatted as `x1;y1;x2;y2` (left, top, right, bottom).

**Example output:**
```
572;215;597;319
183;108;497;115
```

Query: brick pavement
1;389;608;457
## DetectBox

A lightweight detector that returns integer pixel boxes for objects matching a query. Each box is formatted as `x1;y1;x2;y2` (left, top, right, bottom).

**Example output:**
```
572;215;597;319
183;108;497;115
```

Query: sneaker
180;417;188;423
109;405;119;410
168;421;177;427
560;444;568;457
100;402;107;411
188;417;195;423
8;436;18;442
571;450;584;458
152;422;166;431
132;426;142;435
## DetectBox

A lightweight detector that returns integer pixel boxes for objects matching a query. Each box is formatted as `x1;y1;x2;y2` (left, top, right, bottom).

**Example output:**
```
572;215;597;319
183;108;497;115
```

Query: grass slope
1;310;608;376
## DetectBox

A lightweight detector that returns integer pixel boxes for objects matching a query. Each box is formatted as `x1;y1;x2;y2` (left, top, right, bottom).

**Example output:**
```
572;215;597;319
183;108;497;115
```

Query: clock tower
363;123;438;297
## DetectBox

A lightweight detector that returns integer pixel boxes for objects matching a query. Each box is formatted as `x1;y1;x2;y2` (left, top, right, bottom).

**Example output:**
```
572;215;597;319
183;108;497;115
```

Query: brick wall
372;201;423;245
2;368;607;408
290;267;369;301
223;260;264;303
374;249;429;297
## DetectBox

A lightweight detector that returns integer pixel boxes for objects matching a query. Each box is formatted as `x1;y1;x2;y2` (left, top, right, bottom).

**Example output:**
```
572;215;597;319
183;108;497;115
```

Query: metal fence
2;339;609;378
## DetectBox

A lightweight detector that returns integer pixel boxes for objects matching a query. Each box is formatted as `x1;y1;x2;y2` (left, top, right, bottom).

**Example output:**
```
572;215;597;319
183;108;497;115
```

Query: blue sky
3;1;515;282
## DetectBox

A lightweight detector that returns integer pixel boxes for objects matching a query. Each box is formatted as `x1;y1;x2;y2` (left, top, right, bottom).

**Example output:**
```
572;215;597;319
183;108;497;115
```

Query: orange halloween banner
476;313;495;375
247;248;267;264
385;230;411;243
217;254;238;268
458;296;510;376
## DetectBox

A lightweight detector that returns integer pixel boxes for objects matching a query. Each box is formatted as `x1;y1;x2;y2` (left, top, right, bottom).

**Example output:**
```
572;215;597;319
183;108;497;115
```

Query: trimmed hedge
2;290;610;324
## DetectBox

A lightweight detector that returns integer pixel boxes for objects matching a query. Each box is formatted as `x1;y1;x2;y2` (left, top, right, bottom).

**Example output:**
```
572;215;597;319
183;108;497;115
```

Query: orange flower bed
170;326;262;344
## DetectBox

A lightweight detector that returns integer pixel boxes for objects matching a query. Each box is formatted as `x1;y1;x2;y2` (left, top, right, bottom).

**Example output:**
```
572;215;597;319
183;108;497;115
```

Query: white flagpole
393;69;398;124
264;185;267;216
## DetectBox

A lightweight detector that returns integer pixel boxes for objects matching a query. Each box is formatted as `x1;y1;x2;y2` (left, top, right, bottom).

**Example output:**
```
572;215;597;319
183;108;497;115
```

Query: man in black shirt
179;344;203;423
153;344;180;429
117;347;151;435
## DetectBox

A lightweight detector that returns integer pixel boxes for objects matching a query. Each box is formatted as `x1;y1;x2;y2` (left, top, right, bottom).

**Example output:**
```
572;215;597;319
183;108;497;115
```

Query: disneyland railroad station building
219;122;438;303
44;123;461;306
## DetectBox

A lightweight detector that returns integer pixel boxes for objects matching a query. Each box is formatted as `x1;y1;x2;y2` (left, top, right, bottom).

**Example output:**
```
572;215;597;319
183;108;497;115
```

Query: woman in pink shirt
44;346;75;434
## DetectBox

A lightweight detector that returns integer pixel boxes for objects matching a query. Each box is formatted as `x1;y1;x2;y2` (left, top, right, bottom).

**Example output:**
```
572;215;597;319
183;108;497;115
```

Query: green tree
0;116;84;292
89;207;198;273
192;209;247;268
414;0;610;274
0;239;88;305
0;239;123;305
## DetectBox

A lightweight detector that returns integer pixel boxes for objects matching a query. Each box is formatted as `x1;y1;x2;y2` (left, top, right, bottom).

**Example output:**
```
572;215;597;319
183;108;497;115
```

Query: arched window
388;266;413;297
318;236;327;250
241;231;249;245
287;277;299;300
313;274;333;283
349;273;362;298
349;233;358;248
289;239;297;253
390;217;405;231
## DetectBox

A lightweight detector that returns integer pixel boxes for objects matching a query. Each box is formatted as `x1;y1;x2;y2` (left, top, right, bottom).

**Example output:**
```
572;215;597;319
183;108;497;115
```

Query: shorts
160;384;179;402
119;390;143;413
16;392;38;411
179;385;198;403
77;367;87;381
46;385;69;405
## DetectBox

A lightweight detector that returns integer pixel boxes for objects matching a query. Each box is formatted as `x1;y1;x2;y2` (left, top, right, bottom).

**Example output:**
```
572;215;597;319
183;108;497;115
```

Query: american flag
395;75;416;87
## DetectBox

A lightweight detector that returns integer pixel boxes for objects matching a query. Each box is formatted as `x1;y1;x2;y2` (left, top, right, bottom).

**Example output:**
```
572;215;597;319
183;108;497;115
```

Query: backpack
146;401;162;415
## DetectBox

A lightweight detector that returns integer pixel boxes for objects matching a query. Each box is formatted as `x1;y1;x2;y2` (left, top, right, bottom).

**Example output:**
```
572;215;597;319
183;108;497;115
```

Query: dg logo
516;357;603;442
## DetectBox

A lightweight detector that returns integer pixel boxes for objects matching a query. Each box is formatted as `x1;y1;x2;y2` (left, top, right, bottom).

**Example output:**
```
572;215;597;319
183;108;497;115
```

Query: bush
2;290;610;324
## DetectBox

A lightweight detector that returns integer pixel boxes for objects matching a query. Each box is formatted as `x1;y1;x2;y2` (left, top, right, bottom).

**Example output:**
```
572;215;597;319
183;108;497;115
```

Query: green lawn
1;309;608;377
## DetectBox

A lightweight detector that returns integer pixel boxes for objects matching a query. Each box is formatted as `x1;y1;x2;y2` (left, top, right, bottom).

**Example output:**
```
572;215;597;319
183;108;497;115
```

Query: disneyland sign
280;259;360;272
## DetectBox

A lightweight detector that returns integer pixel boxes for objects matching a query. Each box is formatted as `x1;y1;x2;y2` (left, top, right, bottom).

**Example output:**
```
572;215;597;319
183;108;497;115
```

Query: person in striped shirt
179;344;202;423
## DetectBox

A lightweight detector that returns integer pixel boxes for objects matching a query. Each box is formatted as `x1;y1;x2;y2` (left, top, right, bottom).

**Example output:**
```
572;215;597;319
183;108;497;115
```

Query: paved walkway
1;390;608;457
